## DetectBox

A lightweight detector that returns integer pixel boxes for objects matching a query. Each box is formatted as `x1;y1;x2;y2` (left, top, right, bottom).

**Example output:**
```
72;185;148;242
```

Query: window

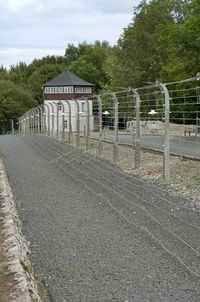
75;86;92;93
64;120;68;129
57;103;62;111
45;86;73;94
44;87;51;93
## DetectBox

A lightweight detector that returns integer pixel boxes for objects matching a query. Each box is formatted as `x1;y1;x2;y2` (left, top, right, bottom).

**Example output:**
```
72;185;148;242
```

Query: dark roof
43;71;94;87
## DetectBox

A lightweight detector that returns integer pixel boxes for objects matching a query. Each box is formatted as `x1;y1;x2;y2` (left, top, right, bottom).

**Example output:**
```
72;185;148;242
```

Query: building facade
43;71;94;134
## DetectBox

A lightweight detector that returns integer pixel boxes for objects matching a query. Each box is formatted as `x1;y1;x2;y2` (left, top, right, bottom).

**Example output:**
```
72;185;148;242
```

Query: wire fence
18;77;200;181
13;76;200;279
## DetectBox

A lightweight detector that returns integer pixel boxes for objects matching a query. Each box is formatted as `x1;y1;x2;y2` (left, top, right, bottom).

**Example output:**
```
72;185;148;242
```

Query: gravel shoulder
0;134;199;302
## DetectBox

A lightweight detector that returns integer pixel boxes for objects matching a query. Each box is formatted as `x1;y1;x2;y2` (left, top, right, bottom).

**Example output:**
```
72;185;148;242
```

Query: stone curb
0;159;41;302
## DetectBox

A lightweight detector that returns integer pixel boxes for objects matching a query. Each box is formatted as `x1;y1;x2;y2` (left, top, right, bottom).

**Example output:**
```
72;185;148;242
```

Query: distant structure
43;71;94;133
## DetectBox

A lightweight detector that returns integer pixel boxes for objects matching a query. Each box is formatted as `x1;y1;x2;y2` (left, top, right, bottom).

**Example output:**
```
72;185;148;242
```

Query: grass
13;216;23;230
20;260;33;274
0;152;6;158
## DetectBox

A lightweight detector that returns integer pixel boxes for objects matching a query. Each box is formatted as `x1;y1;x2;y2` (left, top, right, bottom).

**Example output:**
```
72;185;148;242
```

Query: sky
0;0;142;69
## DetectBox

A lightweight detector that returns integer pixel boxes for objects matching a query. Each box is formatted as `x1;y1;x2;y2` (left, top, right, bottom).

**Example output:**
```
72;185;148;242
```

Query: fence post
61;102;65;142
44;104;50;136
97;96;103;156
49;103;55;137
85;98;90;151
131;88;141;168
56;103;59;139
36;107;40;134
156;81;170;181
74;99;80;147
111;92;118;163
11;119;14;134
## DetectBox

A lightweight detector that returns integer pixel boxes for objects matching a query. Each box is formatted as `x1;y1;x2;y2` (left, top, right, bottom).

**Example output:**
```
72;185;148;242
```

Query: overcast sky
0;0;142;69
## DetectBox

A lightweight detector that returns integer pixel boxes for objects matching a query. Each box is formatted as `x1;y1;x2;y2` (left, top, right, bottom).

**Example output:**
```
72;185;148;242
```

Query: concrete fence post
63;100;72;144
85;98;90;151
49;103;55;137
61;102;65;142
97;96;103;156
156;81;170;181
74;99;80;147
56;103;59;139
111;92;118;163
131;88;141;169
44;104;49;136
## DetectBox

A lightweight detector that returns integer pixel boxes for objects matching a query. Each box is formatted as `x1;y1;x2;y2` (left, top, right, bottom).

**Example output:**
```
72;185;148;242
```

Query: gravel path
0;134;200;302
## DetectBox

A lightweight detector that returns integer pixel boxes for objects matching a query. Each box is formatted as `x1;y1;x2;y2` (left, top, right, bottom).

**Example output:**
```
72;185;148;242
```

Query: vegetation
0;0;200;126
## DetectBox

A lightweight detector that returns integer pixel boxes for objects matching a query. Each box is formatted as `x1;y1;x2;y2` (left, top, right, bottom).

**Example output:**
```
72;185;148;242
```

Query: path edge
0;159;41;302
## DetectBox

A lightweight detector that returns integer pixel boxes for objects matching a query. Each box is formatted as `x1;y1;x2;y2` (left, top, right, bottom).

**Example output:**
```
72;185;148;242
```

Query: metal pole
131;88;141;168
111;92;118;163
97;96;103;156
85;98;90;151
156;81;170;181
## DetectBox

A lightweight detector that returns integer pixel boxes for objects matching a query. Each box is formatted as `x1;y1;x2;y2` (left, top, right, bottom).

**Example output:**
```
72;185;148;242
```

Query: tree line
0;0;199;129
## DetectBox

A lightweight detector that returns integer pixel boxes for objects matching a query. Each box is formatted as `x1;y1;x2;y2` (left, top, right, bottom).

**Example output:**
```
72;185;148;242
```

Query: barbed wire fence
14;76;200;278
18;76;200;181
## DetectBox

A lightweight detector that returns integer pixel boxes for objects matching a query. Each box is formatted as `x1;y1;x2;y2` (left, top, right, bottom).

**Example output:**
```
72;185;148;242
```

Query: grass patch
20;260;33;274
0;152;6;158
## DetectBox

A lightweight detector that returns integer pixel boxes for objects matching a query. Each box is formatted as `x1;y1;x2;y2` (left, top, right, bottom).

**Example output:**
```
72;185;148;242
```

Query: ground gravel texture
0;134;200;302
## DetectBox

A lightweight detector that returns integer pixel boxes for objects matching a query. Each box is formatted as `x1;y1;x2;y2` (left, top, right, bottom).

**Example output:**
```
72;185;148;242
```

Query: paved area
0;134;200;302
90;132;200;159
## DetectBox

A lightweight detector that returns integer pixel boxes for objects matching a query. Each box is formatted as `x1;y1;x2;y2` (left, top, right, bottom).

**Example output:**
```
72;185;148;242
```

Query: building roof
43;71;94;87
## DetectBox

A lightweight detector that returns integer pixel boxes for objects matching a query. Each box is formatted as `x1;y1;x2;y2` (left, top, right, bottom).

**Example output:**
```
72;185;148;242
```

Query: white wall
44;99;94;134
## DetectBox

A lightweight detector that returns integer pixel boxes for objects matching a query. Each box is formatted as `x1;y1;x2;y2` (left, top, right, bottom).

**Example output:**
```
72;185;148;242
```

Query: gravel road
0;134;200;302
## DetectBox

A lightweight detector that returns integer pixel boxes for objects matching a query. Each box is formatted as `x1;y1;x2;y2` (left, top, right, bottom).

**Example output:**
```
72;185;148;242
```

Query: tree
28;63;66;103
0;80;37;133
64;42;88;66
105;0;190;89
68;41;111;92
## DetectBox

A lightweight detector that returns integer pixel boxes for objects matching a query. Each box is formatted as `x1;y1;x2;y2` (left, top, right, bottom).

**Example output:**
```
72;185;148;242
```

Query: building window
64;120;68;128
44;86;74;94
75;87;92;93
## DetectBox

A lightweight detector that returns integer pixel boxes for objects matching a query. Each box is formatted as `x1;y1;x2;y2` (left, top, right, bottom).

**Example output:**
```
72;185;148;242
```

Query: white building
43;71;94;134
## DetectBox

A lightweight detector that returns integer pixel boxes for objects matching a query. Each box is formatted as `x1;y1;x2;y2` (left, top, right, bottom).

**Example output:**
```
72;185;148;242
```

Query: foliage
68;41;111;92
0;80;37;120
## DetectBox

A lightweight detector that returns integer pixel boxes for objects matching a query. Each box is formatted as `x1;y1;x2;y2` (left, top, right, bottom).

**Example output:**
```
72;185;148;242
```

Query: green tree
157;0;200;81
68;41;111;92
105;0;190;89
28;63;66;103
0;80;37;132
